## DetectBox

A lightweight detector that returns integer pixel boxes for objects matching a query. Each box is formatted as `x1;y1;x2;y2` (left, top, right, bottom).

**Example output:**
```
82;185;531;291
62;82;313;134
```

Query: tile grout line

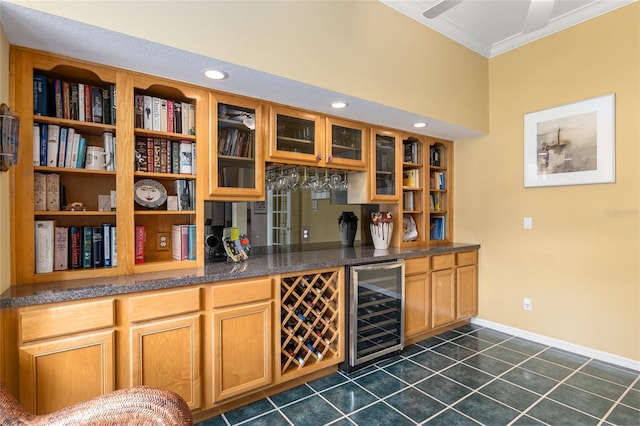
596;375;640;426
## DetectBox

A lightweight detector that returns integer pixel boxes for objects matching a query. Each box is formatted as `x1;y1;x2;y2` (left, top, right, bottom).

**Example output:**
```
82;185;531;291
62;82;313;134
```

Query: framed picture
524;93;615;188
254;200;266;214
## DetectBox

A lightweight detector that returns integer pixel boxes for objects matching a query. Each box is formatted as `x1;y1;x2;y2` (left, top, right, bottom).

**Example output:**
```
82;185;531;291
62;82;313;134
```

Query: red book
135;225;146;264
167;100;174;133
84;84;93;122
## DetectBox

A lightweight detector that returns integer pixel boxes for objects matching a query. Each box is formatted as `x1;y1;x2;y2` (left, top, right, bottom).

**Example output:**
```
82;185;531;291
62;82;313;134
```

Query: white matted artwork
524;93;615;188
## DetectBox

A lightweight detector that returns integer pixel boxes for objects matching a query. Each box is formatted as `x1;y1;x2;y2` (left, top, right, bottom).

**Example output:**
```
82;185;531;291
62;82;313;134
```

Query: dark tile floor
197;324;640;426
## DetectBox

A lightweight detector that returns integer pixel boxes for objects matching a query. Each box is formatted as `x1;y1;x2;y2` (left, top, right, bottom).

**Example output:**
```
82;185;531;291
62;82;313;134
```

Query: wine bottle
305;340;323;360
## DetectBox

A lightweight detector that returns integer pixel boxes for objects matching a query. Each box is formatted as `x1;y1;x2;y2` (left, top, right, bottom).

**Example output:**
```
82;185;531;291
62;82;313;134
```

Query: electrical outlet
523;297;532;311
301;226;310;241
156;232;170;251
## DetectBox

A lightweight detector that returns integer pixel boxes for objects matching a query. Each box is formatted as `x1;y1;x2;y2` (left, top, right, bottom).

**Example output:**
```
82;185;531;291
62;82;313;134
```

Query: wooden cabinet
404;257;431;338
348;128;401;204
208;92;265;200
325;116;367;171
278;268;344;382
210;278;273;403
431;254;456;328
456;251;478;319
126;288;202;410
267;105;325;166
400;136;426;245
428;139;452;242
17;299;115;414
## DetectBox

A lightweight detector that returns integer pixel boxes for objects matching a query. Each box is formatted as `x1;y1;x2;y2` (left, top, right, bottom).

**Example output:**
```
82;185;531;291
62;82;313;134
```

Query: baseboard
471;318;640;372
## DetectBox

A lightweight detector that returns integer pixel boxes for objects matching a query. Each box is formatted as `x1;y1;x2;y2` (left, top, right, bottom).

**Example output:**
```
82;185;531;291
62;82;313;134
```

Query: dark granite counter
0;242;479;309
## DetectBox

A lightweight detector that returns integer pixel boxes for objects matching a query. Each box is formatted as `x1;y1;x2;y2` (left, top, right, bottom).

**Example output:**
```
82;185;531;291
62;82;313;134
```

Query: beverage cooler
341;259;405;372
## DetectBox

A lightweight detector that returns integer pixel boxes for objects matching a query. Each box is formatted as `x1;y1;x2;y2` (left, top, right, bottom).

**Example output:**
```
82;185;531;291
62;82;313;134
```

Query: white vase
370;223;393;250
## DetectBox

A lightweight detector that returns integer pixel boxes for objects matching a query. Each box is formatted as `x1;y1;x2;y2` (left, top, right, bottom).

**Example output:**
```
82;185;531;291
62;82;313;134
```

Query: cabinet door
404;273;430;338
325;117;367;171
19;331;114;414
267;105;325;166
371;129;401;202
209;93;264;200
212;300;272;402
130;314;201;410
431;268;456;327
457;264;478;319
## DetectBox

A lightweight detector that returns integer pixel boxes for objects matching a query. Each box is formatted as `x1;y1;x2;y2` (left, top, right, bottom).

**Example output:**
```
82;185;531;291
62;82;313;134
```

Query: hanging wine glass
289;167;300;192
339;170;350;191
329;171;342;190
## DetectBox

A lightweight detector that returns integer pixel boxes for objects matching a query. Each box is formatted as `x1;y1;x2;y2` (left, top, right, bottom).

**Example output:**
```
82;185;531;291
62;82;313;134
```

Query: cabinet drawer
212;277;272;308
431;254;455;270
457;251;478;266
20;299;115;343
405;257;429;275
129;287;201;323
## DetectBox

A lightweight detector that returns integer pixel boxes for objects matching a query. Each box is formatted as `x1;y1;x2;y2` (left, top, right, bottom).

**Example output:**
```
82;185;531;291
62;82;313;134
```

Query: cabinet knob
316;153;323;161
327;155;333;163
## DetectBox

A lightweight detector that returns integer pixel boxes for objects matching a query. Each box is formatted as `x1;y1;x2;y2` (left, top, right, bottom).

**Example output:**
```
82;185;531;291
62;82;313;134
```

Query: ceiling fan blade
423;0;463;19
523;0;556;33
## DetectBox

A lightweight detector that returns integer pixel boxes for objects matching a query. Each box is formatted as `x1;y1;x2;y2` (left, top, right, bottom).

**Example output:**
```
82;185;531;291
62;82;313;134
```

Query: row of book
430;171;446;190
430;146;443;167
402;169;420;188
430;192;444;212
33;74;116;125
134;94;195;135
404;140;419;163
218;127;254;158
34;123;116;170
430;217;446;241
35;221;116;273
34;173;61;211
135;137;195;174
171;224;197;261
403;191;416;211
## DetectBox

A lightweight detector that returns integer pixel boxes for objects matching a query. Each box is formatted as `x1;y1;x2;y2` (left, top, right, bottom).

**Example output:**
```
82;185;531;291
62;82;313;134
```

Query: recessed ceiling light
204;69;228;80
331;101;348;109
413;122;427;128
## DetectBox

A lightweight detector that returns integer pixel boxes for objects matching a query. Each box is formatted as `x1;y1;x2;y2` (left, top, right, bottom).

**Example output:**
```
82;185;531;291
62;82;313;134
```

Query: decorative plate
134;179;167;209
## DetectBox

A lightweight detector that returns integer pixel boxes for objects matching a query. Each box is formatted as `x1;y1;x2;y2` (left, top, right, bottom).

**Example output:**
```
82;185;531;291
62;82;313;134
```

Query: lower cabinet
211;277;273;403
405;250;479;341
17;299;116;414
127;288;202;410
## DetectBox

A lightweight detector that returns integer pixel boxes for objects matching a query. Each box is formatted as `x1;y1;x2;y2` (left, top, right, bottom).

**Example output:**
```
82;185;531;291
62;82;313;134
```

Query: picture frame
524;93;615;188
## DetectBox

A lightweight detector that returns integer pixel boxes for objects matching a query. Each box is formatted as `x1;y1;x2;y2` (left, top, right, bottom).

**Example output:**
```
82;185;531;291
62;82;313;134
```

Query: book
53;79;63;118
64;128;76;168
33;74;49;116
57;127;68;167
54;226;68;271
33;123;40;166
45;173;60;211
70;83;79;120
92;86;103;123
135;136;148;171
188;224;197;260
134;94;144;128
82;226;93;268
143;95;153;130
173;102;182;133
62;81;71;119
68;226;82;269
34;220;55;273
167;100;174;133
152;97;161;131
188;103;196;135
171;141;180;174
69;132;81;168
102;223;111;267
34;172;46;210
135;225;146;264
92;226;103;267
430;217;446;240
172;224;189;261
160;98;168;132
110;226;117;267
46;124;60;167
101;87;111;125
76;136;87;168
181;101;189;135
78;83;85;122
39;122;48;166
179;140;192;174
84;84;93;122
109;84;116;125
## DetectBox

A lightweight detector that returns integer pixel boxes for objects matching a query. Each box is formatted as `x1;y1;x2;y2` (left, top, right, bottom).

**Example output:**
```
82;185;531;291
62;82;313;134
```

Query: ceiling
0;1;634;141
380;0;635;58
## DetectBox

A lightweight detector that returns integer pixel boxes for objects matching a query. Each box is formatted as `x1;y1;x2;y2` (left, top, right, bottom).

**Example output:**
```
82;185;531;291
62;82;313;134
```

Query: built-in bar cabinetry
404;250;479;345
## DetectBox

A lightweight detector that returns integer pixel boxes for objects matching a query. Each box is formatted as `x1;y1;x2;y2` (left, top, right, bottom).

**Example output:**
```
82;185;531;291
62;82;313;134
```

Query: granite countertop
0;242;480;309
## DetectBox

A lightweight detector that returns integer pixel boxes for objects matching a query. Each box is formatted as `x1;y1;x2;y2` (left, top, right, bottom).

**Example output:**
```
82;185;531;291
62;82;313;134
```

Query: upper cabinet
266;105;366;171
207;93;264;200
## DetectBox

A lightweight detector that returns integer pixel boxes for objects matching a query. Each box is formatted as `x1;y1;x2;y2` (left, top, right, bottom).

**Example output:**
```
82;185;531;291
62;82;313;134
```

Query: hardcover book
135;225;146;264
46;124;60;167
92;226;103;267
102;223;111;267
82;226;93;268
33;74;49;116
35;220;55;274
54;226;69;271
34;172;46;211
92;86;103;124
46;173;60;211
69;226;82;269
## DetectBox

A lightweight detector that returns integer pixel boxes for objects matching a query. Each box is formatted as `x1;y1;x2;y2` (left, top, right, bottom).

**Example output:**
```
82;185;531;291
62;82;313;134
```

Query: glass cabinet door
373;131;399;199
326;117;367;171
267;105;324;166
209;93;264;199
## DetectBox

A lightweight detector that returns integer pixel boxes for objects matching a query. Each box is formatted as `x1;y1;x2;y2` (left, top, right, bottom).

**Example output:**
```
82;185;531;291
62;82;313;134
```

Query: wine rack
279;268;342;376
